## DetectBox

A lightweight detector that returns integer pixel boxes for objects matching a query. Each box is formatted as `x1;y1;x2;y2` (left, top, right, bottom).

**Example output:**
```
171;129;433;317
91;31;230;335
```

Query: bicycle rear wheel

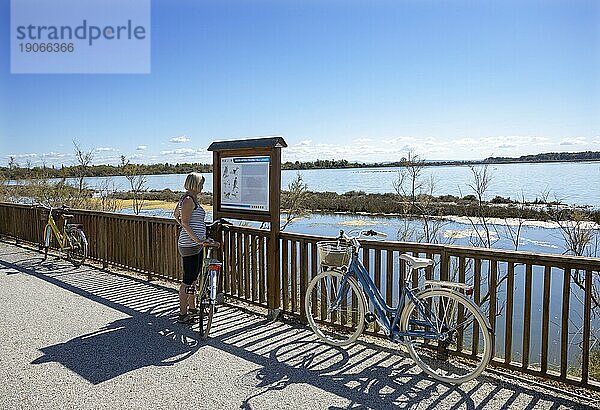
66;229;88;267
305;270;366;346
400;288;492;384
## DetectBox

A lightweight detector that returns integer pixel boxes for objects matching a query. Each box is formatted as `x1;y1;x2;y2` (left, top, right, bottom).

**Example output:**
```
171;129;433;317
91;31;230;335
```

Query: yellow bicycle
41;205;88;267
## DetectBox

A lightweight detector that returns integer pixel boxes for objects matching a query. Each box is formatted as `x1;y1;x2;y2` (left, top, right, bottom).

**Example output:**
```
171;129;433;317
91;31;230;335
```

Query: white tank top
177;194;206;248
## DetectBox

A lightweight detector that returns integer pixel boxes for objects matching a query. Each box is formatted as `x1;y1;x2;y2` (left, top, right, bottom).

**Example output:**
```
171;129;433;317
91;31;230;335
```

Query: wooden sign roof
208;136;287;151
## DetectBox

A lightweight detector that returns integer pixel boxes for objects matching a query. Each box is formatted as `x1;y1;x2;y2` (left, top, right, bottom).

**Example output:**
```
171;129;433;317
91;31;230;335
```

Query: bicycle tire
42;224;51;260
197;271;215;339
198;294;215;340
305;270;366;346
66;229;88;267
400;288;492;384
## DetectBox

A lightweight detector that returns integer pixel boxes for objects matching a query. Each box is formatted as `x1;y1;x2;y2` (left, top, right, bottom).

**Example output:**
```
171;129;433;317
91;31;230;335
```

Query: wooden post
208;136;287;321
268;147;282;319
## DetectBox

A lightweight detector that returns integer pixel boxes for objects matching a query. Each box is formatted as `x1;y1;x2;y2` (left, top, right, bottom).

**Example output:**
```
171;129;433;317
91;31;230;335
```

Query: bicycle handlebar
206;218;232;230
336;228;387;249
36;203;69;212
362;229;388;238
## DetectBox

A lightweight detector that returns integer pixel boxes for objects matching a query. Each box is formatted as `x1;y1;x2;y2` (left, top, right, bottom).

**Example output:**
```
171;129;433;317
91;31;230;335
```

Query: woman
173;172;216;324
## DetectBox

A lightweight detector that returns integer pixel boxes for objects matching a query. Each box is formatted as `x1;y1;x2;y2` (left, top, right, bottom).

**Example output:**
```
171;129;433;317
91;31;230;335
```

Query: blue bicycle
305;229;492;384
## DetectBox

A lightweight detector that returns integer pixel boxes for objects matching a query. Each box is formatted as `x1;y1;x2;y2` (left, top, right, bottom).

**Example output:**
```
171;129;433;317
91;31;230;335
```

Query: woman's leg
179;283;188;316
187;252;203;310
180;254;198;316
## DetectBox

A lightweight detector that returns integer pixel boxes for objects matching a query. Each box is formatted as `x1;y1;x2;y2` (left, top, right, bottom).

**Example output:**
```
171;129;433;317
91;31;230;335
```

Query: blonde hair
184;172;205;193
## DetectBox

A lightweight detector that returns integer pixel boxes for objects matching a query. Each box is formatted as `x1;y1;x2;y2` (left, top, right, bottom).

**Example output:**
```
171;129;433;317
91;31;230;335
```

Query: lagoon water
55;161;600;207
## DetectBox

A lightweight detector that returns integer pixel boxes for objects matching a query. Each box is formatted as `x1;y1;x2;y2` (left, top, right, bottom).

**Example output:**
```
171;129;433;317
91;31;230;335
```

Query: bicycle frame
333;253;443;341
198;246;222;300
45;213;69;249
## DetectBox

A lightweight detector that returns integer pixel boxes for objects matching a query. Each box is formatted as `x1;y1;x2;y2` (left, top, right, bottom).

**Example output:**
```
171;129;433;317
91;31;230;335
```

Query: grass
113;199;213;212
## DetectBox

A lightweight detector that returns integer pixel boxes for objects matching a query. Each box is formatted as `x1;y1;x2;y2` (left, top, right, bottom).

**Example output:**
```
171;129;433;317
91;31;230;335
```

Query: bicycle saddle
61;214;74;219
400;253;434;269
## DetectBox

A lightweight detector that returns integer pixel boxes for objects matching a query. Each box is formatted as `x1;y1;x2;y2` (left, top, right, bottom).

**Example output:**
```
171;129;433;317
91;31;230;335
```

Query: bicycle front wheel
197;273;215;340
305;270;366;346
198;295;214;340
400;288;492;384
66;229;88;267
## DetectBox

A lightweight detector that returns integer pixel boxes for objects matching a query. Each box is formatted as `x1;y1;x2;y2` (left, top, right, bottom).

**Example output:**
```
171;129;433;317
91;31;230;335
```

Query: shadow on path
0;244;597;409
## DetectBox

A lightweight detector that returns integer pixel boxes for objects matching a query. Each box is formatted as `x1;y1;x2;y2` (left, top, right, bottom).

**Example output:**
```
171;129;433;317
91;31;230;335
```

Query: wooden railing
0;203;183;282
0;202;599;389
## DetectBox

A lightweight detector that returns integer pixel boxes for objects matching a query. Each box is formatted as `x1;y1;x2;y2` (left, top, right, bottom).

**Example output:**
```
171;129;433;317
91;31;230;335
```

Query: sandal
177;314;195;324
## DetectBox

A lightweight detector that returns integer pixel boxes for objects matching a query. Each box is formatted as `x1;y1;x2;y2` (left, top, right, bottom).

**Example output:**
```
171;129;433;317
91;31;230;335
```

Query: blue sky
1;0;599;166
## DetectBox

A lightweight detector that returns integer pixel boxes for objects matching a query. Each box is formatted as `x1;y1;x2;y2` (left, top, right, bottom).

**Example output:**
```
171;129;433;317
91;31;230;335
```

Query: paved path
0;241;598;410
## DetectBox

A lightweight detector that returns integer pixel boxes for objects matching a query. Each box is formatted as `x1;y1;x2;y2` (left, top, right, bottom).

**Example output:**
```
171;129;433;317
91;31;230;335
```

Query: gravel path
0;240;597;410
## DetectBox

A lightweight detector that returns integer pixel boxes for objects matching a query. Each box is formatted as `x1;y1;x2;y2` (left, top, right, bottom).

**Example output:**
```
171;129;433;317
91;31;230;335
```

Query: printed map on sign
221;156;270;212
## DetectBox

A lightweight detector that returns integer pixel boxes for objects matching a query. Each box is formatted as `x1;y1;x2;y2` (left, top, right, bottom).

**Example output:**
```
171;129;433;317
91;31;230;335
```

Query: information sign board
220;156;270;212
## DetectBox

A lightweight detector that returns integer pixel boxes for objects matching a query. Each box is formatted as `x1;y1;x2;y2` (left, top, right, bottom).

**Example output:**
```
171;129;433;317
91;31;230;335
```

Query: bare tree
8;156;18;181
393;151;449;244
542;197;600;309
462;165;498;248
92;178;119;212
32;178;81;208
120;155;147;215
73;140;94;193
281;172;309;231
393;150;424;213
502;192;527;251
540;192;599;259
0;169;8;202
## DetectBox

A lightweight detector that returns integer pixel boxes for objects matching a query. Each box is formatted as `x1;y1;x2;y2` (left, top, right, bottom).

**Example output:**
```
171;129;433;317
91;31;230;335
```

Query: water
126;207;571;256
25;161;600;207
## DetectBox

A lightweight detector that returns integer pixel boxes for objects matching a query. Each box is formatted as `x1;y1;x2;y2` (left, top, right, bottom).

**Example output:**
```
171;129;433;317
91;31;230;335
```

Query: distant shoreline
2;150;599;179
346;157;600;170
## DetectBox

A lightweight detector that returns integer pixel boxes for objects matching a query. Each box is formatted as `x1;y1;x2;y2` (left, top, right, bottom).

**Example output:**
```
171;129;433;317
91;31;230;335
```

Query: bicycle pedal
365;312;376;323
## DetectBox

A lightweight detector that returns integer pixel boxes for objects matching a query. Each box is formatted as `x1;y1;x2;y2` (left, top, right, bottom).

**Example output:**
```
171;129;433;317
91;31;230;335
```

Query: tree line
3;150;599;180
485;151;600;163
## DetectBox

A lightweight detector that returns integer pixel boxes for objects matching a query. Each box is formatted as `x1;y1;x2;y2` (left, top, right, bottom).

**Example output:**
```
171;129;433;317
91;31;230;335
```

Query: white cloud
10;153;38;159
160;148;198;155
136;145;147;151
170;135;191;143
95;147;117;152
41;151;67;158
282;135;569;162
150;147;211;164
559;137;587;146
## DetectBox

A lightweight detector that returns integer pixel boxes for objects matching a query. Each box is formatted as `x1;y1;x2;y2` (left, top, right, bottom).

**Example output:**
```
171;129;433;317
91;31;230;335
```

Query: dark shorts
182;251;203;285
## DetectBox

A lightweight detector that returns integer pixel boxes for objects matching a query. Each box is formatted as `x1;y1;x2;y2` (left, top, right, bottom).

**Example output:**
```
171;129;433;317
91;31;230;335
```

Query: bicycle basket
316;241;352;268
